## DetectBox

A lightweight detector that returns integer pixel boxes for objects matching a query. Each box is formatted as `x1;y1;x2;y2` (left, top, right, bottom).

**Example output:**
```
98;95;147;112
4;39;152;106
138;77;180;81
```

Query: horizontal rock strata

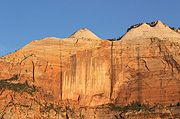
1;21;180;118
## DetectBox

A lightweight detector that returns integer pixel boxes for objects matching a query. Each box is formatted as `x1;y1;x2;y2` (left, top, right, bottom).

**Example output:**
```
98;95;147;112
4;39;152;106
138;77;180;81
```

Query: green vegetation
127;21;180;34
169;26;180;33
4;76;180;116
0;76;66;116
127;23;142;32
127;21;157;32
64;106;75;113
40;103;62;114
107;36;124;41
107;38;116;41
0;75;38;96
65;106;70;111
108;101;154;113
167;102;180;107
107;22;179;41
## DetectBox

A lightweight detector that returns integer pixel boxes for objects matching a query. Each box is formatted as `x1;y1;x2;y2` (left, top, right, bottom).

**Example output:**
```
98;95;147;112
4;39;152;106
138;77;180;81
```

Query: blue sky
0;0;180;56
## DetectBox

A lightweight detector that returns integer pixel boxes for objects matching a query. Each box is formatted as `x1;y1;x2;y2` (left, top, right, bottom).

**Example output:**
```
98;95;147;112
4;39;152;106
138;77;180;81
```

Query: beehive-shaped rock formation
68;28;101;39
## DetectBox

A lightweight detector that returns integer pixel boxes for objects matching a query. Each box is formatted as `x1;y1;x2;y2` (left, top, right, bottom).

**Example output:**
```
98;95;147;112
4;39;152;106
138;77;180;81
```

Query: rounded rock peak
157;20;163;24
141;22;150;27
155;20;164;27
78;28;89;31
68;28;101;39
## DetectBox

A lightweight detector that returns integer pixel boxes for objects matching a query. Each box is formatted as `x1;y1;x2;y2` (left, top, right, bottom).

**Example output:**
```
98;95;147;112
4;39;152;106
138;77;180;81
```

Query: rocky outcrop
1;21;180;118
68;28;101;39
111;37;180;106
0;36;112;106
121;20;180;41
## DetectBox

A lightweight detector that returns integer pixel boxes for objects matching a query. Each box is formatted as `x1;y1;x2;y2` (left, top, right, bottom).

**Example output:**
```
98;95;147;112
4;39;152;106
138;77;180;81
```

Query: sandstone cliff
1;20;180;118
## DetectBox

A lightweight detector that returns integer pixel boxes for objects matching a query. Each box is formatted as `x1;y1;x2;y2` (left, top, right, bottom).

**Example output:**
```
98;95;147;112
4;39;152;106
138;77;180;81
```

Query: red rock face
1;25;180;118
0;38;112;106
112;38;180;106
1;37;180;107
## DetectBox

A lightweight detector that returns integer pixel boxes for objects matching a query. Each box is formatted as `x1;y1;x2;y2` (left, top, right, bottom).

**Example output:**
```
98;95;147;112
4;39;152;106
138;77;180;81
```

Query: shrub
169;26;179;33
107;38;116;41
0;75;38;96
108;103;122;111
65;106;70;111
108;101;152;113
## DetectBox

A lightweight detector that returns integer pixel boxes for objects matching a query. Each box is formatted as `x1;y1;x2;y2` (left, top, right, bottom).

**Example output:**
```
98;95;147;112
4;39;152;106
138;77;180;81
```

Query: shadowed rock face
112;38;180;106
1;21;180;118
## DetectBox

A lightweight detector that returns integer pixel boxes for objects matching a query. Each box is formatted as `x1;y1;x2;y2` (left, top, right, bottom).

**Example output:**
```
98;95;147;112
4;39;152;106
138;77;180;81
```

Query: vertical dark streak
120;41;125;105
44;61;48;72
32;61;35;82
59;40;62;100
71;54;76;83
158;39;180;75
160;78;162;103
85;50;88;95
137;46;142;103
110;41;114;99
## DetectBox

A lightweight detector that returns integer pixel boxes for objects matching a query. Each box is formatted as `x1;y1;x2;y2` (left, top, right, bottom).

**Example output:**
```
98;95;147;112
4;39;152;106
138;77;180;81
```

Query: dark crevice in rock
19;54;36;65
136;46;142;103
44;61;48;72
110;41;114;99
32;61;35;82
115;114;118;119
142;59;150;71
59;40;62;100
66;113;69;119
74;39;79;46
70;54;76;83
84;50;92;96
89;93;105;105
158;40;180;75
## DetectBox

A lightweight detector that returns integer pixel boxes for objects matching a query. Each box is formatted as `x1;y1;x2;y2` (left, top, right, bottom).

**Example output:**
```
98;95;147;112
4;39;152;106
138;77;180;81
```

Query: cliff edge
0;21;180;118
